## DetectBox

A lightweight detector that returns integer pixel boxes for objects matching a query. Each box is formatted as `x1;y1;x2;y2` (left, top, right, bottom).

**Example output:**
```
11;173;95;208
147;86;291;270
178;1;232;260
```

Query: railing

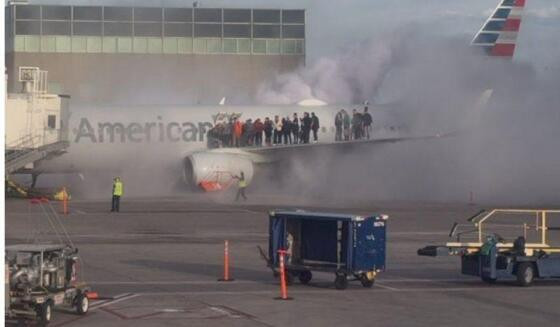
450;209;560;247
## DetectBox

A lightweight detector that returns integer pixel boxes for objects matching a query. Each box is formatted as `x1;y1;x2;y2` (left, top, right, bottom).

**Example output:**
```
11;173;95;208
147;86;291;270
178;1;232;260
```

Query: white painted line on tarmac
374;283;399;291
379;278;483;283
89;280;259;285
130;286;560;297
90;293;140;310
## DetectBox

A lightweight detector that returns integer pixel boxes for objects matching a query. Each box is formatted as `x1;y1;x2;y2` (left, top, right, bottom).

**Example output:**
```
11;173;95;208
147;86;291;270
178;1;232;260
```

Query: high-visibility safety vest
238;179;247;188
113;181;123;196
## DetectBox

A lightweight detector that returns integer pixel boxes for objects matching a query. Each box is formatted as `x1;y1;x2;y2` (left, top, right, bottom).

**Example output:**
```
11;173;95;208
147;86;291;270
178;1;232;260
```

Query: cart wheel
516;262;535;287
360;274;374;288
481;276;497;284
298;271;312;284
334;274;348;290
75;293;89;315
36;300;53;325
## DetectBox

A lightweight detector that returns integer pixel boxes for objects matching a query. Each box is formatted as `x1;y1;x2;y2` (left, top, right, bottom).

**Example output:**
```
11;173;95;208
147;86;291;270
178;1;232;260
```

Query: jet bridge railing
449;209;560;252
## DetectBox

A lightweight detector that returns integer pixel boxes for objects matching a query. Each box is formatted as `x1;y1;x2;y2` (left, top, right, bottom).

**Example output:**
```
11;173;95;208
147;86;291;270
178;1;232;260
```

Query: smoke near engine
253;29;560;206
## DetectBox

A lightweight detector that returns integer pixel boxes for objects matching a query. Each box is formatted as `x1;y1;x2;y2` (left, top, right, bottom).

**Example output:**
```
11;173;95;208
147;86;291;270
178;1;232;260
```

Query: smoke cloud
252;28;560;206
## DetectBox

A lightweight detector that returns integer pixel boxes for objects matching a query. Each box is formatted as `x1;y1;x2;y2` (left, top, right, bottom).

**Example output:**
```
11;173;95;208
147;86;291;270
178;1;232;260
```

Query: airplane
9;0;526;194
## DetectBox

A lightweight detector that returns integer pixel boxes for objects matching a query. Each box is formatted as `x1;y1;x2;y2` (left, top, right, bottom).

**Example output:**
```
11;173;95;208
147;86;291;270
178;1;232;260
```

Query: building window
48;115;57;129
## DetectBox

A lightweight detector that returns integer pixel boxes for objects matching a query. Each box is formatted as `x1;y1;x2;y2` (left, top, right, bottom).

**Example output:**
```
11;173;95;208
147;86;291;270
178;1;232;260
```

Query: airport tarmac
5;196;560;326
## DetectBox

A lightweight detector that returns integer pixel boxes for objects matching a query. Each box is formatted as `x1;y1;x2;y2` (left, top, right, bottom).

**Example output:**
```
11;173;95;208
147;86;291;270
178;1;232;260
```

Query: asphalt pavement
5;195;560;326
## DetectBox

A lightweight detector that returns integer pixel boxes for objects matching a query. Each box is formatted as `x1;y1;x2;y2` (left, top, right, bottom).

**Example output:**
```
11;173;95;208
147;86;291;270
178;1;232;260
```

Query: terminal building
5;3;306;105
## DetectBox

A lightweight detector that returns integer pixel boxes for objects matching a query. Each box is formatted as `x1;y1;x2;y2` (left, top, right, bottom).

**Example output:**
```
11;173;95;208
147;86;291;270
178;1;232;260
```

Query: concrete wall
6;52;304;105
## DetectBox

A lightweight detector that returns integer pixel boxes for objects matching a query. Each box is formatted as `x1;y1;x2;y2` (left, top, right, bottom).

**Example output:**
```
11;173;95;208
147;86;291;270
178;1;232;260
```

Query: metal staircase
5;134;69;175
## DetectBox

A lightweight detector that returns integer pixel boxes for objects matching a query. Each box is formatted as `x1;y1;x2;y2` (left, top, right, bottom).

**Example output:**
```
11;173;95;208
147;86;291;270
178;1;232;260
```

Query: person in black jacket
311;112;320;143
264;117;273;146
301;112;312;144
362;106;373;139
292;113;300;144
282;117;292;144
334;110;343;141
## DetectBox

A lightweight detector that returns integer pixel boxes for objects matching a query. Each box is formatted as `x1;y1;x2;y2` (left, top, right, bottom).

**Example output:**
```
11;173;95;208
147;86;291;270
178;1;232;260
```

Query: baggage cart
261;210;388;289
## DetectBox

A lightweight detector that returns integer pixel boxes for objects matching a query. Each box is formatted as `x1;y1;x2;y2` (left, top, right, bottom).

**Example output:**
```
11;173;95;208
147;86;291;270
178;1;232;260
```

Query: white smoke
256;32;401;105
252;29;560;206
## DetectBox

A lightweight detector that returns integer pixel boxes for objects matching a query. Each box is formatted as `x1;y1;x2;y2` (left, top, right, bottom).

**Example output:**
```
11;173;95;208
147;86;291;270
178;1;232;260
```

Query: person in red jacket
232;117;242;147
253;118;264;146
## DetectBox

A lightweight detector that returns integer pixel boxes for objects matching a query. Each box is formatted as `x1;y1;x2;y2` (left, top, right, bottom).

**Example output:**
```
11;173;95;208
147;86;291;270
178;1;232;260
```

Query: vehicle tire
298;271;312;284
75;293;89;315
516;262;535;287
360;274;374;288
481;276;497;284
36;300;53;325
334;274;348;290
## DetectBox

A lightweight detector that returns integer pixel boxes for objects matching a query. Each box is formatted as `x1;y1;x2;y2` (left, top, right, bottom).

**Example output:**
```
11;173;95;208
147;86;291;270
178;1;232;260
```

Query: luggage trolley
260;210;388;289
418;209;560;286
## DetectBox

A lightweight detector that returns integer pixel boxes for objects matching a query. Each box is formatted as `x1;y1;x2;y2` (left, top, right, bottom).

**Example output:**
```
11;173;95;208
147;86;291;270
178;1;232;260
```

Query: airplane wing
471;0;526;57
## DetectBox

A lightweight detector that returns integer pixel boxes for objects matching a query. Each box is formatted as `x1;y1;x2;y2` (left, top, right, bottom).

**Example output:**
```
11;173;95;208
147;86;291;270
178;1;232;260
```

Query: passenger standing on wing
233;118;242;147
282;117;292;144
274;116;282;145
335;110;343;141
111;177;123;212
292;113;300;144
362;106;372;139
343;109;351;141
224;119;233;147
352;109;362;140
247;119;255;146
302;112;312;144
264;117;273;146
234;171;248;201
254;118;264;146
311;112;320;143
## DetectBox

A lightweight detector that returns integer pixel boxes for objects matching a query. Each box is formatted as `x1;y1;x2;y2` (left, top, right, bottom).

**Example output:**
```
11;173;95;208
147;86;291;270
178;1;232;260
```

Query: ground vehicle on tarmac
260;210;388;290
418;209;560;286
5;244;91;325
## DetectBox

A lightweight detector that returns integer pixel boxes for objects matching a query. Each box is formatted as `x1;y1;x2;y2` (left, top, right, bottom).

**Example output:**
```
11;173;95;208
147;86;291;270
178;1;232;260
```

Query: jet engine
183;152;254;191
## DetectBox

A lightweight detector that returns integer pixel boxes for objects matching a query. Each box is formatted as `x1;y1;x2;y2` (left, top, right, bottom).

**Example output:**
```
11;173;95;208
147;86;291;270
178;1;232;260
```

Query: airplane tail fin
471;0;526;58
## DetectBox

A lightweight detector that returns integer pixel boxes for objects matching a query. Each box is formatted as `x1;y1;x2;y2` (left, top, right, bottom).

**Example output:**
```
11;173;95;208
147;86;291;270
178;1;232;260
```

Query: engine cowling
183;152;254;191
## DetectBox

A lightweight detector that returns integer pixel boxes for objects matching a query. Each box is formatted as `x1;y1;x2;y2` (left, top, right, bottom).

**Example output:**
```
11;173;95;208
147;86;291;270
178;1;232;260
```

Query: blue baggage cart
262;210;388;289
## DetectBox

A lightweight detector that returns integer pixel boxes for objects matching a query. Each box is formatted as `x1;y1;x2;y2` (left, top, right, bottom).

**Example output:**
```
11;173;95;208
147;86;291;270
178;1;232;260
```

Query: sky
21;0;560;74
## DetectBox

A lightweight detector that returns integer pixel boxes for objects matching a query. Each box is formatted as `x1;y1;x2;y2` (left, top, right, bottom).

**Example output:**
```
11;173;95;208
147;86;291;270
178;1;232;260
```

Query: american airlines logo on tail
472;0;525;57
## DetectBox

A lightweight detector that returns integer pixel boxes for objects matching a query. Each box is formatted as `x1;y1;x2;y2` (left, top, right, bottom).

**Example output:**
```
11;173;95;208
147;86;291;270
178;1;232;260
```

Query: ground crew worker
111;177;123;212
234;171;247;201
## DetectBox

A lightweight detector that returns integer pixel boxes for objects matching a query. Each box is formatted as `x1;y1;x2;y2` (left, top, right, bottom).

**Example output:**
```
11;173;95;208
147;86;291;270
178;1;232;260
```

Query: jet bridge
5;67;70;176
